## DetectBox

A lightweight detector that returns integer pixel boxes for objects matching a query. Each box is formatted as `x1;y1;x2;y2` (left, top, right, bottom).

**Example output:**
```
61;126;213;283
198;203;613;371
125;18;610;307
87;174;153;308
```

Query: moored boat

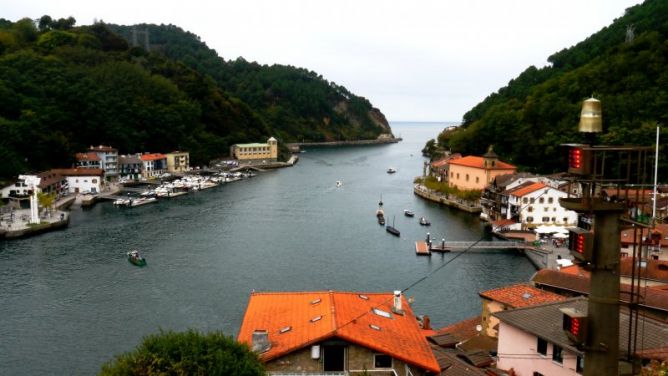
386;216;400;237
404;209;415;217
387;168;397;174
419;217;431;226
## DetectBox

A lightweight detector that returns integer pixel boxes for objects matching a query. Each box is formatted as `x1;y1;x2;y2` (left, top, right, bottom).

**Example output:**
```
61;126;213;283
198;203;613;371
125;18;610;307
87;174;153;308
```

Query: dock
414;240;530;256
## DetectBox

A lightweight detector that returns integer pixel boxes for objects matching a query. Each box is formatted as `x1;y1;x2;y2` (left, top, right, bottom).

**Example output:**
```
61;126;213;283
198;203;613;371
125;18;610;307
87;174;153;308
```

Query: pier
415;240;529;255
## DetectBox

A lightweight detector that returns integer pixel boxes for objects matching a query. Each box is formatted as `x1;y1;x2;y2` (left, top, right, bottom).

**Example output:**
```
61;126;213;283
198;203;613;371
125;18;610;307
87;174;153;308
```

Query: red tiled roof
448;156;515;170
75;152;101;162
559;264;590;278
636;347;668;361
509;182;547;197
432;316;481;342
479;283;566;308
237;291;440;373
621;224;668;247
51;168;104;177
620;258;668;283
140;153;166;161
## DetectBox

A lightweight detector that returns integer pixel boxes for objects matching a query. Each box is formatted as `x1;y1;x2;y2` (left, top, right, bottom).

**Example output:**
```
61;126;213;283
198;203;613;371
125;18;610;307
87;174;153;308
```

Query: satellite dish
476;325;482;332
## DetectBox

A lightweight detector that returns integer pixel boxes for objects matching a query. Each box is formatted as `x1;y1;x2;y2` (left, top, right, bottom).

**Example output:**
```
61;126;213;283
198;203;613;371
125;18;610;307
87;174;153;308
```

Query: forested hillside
0;17;390;180
433;0;667;174
108;23;391;143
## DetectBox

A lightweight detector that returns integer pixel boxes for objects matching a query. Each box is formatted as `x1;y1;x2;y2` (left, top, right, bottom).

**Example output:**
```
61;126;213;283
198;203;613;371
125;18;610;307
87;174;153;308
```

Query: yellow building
230;137;278;161
165;151;190;173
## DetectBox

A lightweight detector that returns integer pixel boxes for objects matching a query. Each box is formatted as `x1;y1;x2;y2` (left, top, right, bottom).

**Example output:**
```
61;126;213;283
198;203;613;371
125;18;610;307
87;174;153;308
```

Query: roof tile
479;283;566;308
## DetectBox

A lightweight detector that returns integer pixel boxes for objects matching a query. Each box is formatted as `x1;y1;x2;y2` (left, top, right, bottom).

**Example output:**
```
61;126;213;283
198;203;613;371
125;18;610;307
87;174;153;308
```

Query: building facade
119;155;143;181
447;147;516;191
88;145;118;179
165;151;190;173
140;153;167;178
230;137;278;162
52;168;104;194
508;182;578;229
75;152;101;169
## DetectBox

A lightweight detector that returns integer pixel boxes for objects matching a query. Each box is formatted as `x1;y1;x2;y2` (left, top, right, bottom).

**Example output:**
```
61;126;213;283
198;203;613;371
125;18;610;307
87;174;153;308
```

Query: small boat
387;168;397;174
404;209;415;217
376;194;385;225
386;216;400;237
419;217;431;226
336;180;342;187
127;250;146;267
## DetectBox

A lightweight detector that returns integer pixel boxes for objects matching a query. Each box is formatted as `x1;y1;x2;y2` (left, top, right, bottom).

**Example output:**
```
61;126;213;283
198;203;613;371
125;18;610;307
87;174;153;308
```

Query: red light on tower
567;146;592;175
568;228;594;262
561;308;587;345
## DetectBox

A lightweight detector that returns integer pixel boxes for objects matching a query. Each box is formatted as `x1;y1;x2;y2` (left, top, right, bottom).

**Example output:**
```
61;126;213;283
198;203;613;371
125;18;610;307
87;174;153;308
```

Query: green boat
127;250;147;267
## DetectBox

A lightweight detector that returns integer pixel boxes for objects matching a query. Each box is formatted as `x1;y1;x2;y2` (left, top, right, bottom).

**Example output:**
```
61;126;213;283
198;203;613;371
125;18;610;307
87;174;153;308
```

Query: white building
508;182;578;229
88;145;118;179
53;168;104;194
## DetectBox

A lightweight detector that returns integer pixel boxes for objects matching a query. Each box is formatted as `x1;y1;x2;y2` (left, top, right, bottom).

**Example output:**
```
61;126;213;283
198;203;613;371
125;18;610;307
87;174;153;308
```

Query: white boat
336;180;342;187
129;197;158;207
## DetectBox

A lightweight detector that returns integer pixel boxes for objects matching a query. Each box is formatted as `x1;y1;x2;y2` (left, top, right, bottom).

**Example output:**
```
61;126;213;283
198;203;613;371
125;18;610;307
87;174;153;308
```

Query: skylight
279;326;292;334
359;294;369;300
369;324;381;331
372;308;392;319
310;315;322;323
310;298;321;305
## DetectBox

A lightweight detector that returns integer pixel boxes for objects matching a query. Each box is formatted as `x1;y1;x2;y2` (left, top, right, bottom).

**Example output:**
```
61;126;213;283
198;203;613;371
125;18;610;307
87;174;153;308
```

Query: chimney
422;315;431;330
251;330;271;353
392;290;404;315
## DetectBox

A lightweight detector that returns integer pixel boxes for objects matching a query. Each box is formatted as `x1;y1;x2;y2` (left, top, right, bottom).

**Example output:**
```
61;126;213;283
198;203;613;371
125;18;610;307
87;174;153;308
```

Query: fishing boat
387;168;397;174
386;216;400;237
419;217;431;226
404;209;415;217
127;250;146;267
376;195;385;225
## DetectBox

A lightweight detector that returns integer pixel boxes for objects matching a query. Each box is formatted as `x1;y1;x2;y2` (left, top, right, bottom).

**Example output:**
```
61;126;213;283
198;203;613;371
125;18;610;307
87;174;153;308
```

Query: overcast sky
3;0;642;122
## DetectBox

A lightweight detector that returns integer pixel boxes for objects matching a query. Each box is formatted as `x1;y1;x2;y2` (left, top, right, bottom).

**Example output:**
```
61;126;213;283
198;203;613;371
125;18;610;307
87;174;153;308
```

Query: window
551;217;556;222
537;338;547;355
548;197;554;204
476;177;479;183
374;354;392;369
527;216;534;223
457;173;460;179
92;179;97;184
466;174;469;181
450;172;454;178
528;206;533;212
563;217;568;223
523;197;528;204
533;373;545;376
576;355;584;374
539;197;544;204
542;217;550;223
552;344;563;364
530;198;535;204
544;207;549;212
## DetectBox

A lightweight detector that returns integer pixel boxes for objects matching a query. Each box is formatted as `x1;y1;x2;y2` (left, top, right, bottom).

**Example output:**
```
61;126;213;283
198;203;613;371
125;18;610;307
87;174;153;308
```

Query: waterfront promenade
413;183;481;213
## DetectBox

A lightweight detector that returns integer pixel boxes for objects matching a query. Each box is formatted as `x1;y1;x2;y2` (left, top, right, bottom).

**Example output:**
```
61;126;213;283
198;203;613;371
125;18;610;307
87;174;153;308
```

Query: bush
99;329;266;376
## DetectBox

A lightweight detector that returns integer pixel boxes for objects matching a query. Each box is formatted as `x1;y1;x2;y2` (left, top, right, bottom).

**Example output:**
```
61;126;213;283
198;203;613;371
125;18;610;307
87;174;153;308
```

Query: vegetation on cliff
0;17;390;180
430;0;667;175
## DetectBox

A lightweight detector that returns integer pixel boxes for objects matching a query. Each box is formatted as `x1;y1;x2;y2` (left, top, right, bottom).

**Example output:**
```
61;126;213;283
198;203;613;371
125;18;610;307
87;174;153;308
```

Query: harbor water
0;122;536;375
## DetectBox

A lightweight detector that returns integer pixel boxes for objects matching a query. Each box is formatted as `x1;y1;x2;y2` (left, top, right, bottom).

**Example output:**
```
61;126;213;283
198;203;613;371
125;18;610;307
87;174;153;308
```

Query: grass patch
415;176;482;201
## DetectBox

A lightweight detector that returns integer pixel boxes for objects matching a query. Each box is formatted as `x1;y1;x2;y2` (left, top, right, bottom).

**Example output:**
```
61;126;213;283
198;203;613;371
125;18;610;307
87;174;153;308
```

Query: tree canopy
431;0;668;176
99;329;265;376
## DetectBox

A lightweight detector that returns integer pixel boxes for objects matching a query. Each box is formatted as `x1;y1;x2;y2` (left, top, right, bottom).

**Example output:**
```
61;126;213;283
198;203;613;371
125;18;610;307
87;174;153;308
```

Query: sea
0;122;536;375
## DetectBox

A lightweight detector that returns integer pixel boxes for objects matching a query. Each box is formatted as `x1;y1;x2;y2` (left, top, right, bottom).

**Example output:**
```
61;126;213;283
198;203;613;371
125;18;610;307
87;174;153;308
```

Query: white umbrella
552;232;568;239
554;226;569;234
534;225;553;234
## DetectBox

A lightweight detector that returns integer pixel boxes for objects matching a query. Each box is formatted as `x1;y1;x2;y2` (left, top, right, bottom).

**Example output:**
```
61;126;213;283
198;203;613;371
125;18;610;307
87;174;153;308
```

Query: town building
164;151;190;173
75;152;101;169
1;171;68;199
447;147;516;191
237;290;440;375
507;182;578;229
621;223;668;260
230;137;278;162
479;284;566;338
52;168;104;194
118;155;143;181
429;153;461;182
140;153;167;178
494;297;668;376
88;145;118;180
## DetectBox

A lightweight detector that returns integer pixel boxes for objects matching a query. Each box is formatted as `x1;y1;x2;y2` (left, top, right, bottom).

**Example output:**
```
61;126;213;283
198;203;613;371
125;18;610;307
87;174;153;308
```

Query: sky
3;0;643;122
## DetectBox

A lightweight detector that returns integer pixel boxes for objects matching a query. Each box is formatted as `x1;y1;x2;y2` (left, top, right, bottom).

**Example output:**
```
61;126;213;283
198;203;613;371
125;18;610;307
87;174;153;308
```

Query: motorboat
376;194;385;225
336;180;342;187
127;250;146;267
404;209;415;217
419;217;431;226
387;168;397;174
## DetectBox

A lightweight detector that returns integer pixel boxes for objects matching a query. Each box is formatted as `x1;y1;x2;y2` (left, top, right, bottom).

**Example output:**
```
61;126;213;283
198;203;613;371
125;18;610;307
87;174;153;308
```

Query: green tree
37;191;56;213
99;329;266;376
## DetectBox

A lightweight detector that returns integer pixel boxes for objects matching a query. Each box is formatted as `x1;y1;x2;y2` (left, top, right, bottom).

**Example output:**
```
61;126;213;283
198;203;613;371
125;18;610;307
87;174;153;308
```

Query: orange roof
510;182;547;197
76;152;101;162
621;224;668;247
237;291;440;373
140;153;166;161
448;156;516;170
479;283;566;308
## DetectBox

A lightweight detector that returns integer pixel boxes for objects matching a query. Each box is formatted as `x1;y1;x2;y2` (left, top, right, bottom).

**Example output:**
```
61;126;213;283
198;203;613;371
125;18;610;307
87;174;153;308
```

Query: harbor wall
286;137;401;152
413;184;481;214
